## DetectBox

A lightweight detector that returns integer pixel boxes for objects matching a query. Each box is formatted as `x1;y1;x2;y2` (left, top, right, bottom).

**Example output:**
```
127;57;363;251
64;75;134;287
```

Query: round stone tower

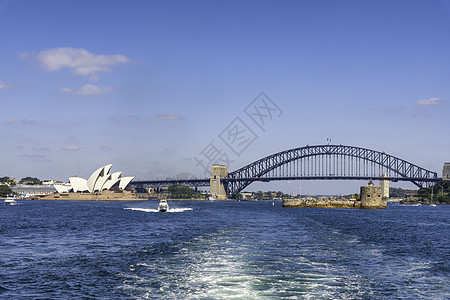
360;181;387;209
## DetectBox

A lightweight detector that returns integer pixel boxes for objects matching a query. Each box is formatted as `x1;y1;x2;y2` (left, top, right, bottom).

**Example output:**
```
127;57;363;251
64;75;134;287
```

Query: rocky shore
283;198;361;208
282;198;387;209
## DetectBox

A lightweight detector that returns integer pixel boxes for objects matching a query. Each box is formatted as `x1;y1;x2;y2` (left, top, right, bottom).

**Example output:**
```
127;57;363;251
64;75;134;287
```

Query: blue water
1;200;449;299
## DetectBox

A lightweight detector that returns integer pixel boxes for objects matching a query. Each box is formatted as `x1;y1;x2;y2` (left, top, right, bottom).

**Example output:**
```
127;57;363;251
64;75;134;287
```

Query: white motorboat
158;199;169;212
430;204;436;207
4;195;18;206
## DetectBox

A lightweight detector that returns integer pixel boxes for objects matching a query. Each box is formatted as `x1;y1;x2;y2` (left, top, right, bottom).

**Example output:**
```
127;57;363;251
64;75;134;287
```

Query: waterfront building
12;184;56;198
53;164;134;194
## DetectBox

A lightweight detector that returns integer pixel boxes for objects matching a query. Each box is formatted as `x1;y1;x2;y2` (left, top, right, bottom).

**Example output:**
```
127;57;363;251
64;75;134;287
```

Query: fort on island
283;181;387;209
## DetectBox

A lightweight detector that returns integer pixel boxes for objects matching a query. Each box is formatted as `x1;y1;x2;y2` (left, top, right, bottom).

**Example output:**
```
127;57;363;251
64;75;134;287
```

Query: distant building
42;180;57;185
240;192;253;200
13;185;56;198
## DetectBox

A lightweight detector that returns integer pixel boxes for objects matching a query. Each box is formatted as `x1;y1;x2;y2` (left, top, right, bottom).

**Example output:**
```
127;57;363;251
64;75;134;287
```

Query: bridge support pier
443;163;450;180
380;173;389;199
210;165;228;200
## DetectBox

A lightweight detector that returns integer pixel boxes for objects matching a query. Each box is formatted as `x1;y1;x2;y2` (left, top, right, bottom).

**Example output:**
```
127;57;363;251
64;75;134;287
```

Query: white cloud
62;83;111;95
62;145;80;151
0;80;12;90
33;47;130;80
417;97;444;106
156;113;184;120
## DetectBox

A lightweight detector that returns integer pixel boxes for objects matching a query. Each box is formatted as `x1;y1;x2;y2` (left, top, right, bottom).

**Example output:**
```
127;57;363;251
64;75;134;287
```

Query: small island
283;181;387;209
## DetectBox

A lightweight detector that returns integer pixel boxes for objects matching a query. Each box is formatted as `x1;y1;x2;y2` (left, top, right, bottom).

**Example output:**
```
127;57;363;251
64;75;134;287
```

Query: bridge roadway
130;175;442;189
131;178;210;189
223;176;442;183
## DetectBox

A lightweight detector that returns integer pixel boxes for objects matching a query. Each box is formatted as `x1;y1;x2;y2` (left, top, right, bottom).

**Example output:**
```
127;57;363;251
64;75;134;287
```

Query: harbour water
1;200;449;299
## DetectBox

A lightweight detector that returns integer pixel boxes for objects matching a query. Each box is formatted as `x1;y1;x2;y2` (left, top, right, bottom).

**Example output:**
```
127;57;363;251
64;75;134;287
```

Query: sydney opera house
54;164;133;193
43;164;144;201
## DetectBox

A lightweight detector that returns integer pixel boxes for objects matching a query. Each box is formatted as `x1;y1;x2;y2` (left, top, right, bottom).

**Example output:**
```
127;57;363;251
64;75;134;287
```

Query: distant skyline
1;0;449;194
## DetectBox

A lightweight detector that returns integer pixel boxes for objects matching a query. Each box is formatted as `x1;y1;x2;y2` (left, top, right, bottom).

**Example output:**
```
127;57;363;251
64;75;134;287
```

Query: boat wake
124;207;193;213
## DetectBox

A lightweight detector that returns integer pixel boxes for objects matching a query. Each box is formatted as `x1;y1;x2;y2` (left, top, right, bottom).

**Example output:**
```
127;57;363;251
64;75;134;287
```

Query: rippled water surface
1;200;449;299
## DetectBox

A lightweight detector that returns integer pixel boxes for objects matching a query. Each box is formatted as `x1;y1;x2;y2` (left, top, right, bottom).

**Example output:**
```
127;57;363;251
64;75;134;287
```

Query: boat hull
158;200;169;212
4;197;18;205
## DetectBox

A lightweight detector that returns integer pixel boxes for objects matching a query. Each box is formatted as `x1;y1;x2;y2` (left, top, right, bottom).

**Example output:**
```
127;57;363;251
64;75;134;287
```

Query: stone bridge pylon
210;164;228;200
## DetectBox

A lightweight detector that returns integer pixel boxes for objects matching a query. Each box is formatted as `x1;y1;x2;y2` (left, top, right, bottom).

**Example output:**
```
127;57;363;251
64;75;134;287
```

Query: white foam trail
124;207;193;213
124;208;158;212
169;208;193;212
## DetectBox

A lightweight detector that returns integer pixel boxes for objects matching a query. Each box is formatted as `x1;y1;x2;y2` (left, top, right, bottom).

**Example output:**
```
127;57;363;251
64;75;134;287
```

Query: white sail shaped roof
86;164;112;193
54;183;72;193
94;174;112;192
102;172;122;190
87;166;104;193
69;177;88;192
119;176;134;190
55;164;133;194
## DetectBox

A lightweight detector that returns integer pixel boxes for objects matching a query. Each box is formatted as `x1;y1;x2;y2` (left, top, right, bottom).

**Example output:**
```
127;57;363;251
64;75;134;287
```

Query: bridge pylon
210;165;228;200
443;163;450;180
380;173;389;198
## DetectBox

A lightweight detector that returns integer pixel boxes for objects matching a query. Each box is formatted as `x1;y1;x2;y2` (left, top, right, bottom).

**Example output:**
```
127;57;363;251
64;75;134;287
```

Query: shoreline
14;197;236;202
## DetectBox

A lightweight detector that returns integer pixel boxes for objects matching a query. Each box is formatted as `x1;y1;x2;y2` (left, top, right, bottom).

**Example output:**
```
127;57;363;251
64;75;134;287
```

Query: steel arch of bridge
225;144;439;198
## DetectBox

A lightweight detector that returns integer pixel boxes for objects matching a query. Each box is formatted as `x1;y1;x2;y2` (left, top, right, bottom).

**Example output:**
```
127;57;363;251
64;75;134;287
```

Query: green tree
389;187;416;198
0;177;16;186
254;191;263;199
0;184;13;197
167;185;206;199
19;177;42;185
415;181;450;204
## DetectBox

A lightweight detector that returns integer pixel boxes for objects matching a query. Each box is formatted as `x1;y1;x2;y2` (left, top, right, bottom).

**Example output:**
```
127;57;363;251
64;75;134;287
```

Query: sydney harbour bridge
130;144;443;199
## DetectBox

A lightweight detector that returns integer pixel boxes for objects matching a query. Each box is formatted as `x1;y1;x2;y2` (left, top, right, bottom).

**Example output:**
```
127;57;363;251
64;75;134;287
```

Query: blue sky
1;0;449;194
